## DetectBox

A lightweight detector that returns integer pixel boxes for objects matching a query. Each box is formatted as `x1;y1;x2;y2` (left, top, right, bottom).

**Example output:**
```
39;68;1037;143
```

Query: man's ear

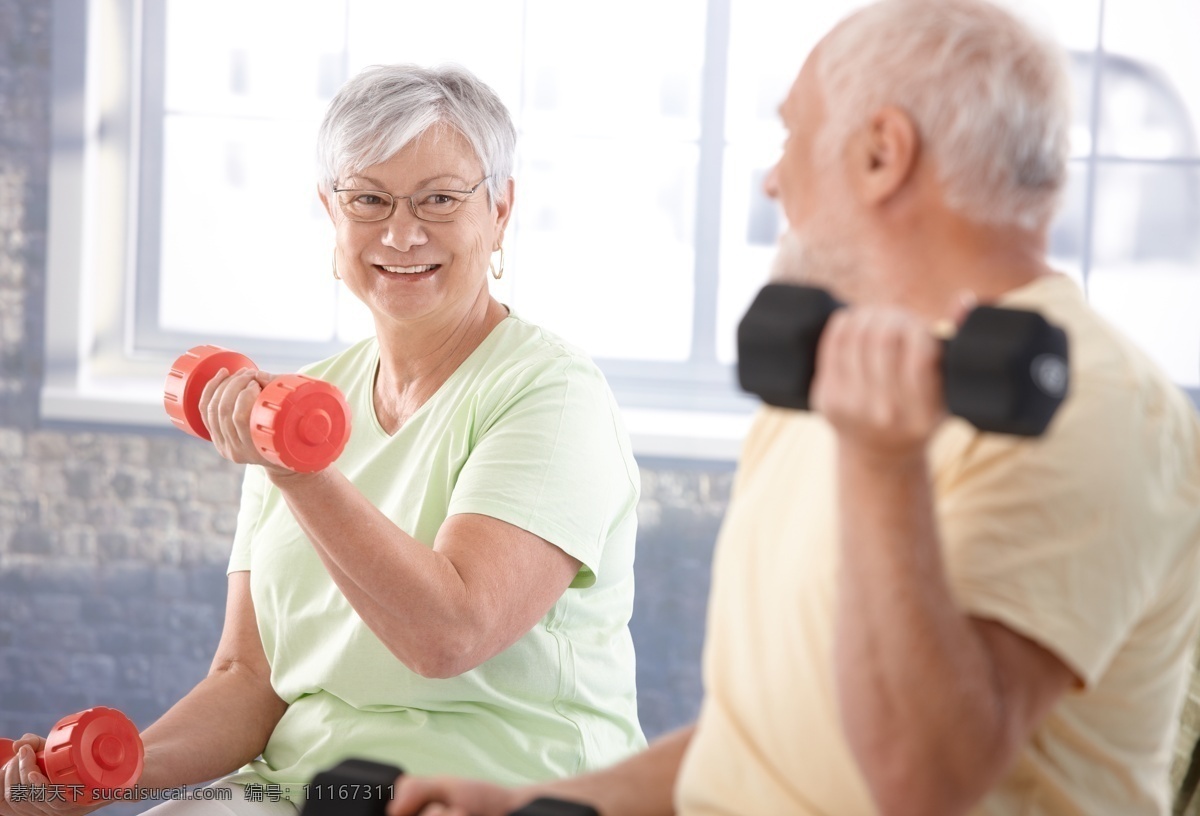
851;105;919;205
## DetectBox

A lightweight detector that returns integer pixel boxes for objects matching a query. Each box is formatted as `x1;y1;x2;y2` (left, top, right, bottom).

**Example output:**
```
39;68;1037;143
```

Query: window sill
40;382;754;462
622;407;752;462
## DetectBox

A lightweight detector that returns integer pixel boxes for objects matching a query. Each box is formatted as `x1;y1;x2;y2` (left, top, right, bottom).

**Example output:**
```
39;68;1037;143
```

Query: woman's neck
371;290;508;433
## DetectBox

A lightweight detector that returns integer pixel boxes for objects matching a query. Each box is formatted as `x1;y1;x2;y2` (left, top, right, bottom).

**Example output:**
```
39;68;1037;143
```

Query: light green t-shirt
225;313;646;802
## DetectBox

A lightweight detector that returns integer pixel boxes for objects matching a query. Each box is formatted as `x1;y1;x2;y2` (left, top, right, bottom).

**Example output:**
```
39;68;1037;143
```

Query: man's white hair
816;0;1072;230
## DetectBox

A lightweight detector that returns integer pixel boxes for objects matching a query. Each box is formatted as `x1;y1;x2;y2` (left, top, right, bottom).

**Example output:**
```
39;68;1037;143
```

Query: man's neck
860;213;1054;322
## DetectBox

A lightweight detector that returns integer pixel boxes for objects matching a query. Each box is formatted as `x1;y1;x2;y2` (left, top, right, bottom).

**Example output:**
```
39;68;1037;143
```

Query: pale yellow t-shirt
224;313;646;803
677;274;1200;815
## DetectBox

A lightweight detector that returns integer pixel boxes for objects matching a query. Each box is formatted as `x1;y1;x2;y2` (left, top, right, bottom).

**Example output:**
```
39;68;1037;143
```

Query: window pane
164;0;344;116
1065;51;1099;159
522;0;706;141
1047;161;1089;286
158;0;705;367
1088;163;1200;386
1101;0;1200;158
719;0;871;367
998;0;1103;158
160;0;340;342
1000;0;1101;51
509;138;697;361
158;117;337;341
725;0;871;145
346;0;524;107
716;147;779;365
1002;1;1101;157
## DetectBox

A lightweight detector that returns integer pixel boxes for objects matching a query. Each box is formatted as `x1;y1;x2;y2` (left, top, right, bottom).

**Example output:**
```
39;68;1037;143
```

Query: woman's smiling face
325;124;511;330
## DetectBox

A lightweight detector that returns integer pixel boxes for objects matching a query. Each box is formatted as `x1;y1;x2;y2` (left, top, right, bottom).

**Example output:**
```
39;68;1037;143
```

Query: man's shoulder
1003;274;1191;417
1003;273;1171;396
935;273;1200;539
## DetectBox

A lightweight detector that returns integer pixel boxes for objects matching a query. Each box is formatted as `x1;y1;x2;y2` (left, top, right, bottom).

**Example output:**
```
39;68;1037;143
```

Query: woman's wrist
265;465;332;490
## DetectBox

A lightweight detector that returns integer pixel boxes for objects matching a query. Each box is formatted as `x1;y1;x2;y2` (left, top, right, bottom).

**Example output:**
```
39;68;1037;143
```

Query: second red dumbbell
163;345;351;473
0;706;144;804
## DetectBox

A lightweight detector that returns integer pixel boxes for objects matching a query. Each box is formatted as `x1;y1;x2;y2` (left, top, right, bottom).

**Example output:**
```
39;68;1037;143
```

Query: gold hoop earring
332;248;341;281
489;246;505;281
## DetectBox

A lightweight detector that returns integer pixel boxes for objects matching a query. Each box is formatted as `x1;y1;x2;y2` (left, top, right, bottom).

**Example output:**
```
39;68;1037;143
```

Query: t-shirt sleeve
227;465;269;574
446;355;639;588
938;378;1174;688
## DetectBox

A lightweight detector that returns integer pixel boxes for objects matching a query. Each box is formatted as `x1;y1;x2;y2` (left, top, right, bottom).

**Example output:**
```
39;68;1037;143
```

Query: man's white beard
769;230;809;284
768;226;860;295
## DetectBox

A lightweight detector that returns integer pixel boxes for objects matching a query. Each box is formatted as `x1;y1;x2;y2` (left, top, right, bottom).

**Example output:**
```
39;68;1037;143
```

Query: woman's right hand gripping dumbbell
199;366;290;476
164;345;351;476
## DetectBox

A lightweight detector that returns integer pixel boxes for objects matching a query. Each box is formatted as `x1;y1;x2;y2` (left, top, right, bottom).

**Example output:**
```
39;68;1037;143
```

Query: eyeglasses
332;177;490;223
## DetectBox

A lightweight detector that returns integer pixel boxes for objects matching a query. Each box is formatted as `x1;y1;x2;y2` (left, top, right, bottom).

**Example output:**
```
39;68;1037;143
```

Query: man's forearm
834;446;1007;814
521;725;694;816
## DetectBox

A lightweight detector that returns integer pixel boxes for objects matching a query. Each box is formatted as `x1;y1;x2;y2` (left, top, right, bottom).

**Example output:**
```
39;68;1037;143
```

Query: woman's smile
376;263;442;278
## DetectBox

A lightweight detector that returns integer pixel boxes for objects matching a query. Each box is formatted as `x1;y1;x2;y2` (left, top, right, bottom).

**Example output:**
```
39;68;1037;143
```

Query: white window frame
42;0;1200;465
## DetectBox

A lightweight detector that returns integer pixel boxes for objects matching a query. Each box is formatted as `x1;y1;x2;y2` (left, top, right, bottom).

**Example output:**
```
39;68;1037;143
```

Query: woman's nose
380;204;429;250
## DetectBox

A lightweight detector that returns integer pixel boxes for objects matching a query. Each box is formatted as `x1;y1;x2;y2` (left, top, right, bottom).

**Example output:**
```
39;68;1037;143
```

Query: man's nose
763;163;781;200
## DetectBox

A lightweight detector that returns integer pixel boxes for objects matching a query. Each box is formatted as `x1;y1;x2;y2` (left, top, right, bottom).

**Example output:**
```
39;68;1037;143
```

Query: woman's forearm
135;662;287;792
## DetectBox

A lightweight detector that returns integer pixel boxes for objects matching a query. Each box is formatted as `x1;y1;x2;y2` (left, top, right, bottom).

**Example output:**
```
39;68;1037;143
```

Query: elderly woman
0;64;644;815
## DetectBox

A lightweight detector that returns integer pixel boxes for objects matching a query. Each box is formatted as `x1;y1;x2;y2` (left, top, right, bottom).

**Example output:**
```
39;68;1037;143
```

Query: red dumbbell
163;345;351;473
0;707;144;804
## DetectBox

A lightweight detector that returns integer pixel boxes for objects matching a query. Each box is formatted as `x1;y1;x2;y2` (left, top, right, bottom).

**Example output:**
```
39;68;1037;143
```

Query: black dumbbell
299;760;599;816
736;283;1070;436
300;759;398;816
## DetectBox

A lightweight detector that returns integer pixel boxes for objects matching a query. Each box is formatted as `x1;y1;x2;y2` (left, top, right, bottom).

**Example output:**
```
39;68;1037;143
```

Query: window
43;0;1200;459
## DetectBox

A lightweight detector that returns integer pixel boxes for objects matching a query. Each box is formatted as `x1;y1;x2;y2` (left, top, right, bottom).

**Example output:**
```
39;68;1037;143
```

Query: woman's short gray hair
816;0;1071;230
316;63;516;205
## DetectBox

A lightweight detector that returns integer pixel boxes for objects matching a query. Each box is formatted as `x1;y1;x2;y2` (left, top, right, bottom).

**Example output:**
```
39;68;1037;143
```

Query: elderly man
388;0;1200;813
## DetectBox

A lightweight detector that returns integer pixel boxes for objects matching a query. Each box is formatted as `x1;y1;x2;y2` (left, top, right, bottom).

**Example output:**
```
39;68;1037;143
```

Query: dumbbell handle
511;798;599;815
737;284;1070;436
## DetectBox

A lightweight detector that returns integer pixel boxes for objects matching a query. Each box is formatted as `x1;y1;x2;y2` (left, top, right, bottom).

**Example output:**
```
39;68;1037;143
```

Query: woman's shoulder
460;312;616;412
495;311;590;357
483;311;603;378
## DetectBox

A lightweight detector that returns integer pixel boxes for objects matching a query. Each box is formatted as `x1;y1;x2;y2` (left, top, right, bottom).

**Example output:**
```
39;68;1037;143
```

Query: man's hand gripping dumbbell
737;283;1069;436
